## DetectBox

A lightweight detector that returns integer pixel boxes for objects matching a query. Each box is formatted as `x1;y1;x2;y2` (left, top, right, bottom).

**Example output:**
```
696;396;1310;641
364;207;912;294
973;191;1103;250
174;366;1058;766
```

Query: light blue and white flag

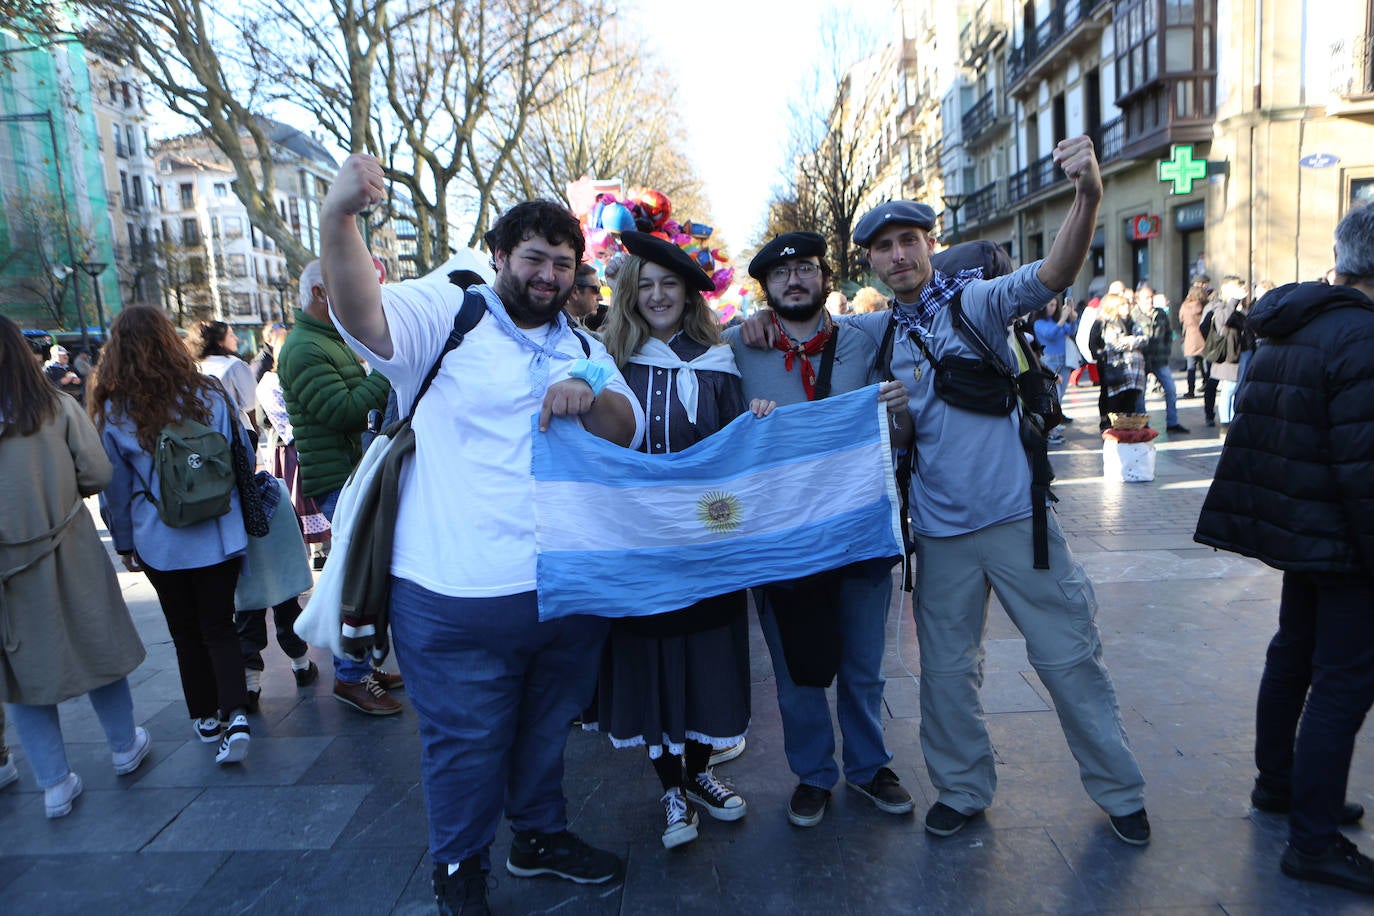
532;384;903;621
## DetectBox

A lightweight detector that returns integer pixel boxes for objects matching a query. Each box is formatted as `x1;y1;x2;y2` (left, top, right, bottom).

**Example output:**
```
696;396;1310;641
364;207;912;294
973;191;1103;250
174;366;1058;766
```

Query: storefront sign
1130;214;1161;240
1299;153;1340;169
1159;145;1208;195
1175;201;1205;231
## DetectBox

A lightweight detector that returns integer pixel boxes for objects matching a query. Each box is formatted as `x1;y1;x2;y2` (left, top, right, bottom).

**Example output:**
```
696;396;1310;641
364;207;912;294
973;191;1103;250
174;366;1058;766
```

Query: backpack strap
571;328;592;357
811;323;840;401
404;289;487;422
949;293;1057;570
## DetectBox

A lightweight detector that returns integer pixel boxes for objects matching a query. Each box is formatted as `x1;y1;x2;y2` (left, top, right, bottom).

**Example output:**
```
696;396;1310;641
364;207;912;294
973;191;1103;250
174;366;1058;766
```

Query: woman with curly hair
90;306;253;765
596;231;752;849
0;315;150;817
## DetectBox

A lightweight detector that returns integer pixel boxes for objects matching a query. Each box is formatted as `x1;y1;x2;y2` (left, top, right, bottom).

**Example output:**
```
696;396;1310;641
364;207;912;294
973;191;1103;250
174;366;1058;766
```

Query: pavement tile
180;847;422;915
144;784;372;852
0;852;228;915
134;735;332;788
0;786;201;855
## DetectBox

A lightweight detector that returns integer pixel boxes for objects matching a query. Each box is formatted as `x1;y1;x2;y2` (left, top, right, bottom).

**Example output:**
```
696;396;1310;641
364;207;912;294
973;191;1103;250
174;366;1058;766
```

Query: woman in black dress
598;231;752;849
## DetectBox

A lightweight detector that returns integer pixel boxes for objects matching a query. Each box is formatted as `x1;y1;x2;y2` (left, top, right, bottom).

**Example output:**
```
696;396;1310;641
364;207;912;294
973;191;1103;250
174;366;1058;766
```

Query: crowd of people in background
3;137;1374;914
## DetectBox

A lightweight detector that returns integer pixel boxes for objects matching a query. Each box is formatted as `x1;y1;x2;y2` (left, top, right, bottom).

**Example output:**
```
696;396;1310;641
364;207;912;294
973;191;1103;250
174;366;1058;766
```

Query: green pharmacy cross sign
1159;145;1208;195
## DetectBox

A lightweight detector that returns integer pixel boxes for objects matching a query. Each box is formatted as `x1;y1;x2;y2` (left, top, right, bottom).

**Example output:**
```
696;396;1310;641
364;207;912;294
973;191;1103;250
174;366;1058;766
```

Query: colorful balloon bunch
566;176;735;299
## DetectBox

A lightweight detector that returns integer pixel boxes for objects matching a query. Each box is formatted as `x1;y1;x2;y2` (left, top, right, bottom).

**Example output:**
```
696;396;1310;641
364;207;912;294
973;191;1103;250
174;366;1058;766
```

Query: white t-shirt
335;281;644;598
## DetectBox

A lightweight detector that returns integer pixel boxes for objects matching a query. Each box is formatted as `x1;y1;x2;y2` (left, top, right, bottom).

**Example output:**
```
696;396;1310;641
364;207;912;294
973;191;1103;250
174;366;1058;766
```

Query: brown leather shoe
370;667;404;691
333;674;402;716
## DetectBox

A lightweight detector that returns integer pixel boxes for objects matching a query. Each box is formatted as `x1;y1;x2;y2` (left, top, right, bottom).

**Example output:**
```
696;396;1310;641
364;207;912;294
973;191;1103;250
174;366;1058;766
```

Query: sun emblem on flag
697;490;743;534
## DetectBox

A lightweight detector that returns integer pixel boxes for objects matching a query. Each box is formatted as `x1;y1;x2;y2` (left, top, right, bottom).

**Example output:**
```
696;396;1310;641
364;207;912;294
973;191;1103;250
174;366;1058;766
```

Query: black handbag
1098;356;1128;389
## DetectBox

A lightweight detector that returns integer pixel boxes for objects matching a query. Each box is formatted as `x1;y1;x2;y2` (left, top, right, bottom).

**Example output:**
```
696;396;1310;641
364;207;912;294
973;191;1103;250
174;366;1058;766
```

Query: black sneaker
215;713;251;765
686;769;747;821
1166;424;1190;433
1109;808;1151;846
292;660;320;688
433;862;492;915
505;829;621;884
1281;836;1374;894
1250;783;1365;824
848;766;915;815
925;802;978;837
787;784;830;827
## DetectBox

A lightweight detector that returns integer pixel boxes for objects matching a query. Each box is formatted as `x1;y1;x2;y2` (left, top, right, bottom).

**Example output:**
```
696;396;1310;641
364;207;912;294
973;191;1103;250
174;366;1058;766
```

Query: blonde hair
601;256;720;367
851;286;889;313
1098;292;1128;321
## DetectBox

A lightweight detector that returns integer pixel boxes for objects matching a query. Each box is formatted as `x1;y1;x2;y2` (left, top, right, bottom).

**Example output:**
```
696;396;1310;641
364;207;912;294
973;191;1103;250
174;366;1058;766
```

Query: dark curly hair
186;319;236;359
88;306;221;451
483;200;585;263
0;314;60;437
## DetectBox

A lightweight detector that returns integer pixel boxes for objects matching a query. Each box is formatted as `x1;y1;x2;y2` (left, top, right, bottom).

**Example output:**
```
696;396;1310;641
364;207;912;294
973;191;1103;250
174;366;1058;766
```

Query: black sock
684;741;711;781
651;749;684;792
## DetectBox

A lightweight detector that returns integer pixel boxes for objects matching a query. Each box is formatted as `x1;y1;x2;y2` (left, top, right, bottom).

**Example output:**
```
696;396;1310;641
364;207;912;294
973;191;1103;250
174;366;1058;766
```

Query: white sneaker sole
113;728;152;776
662;818;699;849
708;738;746;767
686;789;748;821
215;732;250;765
45;773;82;818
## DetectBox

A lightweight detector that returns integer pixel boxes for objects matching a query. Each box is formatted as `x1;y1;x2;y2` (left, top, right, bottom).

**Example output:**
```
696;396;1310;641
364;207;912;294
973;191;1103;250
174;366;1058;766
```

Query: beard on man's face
767;285;827;322
496;267;570;326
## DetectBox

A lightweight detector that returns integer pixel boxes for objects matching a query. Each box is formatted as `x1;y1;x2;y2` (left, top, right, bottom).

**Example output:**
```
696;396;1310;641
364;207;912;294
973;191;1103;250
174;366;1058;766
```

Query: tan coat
0;395;145;705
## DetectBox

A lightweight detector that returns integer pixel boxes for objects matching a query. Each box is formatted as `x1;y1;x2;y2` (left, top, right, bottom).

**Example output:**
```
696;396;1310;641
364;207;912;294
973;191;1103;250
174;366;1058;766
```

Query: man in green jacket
277;259;402;716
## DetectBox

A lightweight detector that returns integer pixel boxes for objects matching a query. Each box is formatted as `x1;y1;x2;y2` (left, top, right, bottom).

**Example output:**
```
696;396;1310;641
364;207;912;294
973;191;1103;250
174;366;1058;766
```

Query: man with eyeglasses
724;231;915;829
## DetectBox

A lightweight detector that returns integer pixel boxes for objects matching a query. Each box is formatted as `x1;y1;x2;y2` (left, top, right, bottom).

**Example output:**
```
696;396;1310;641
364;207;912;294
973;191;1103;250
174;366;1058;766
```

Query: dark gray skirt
596;599;751;759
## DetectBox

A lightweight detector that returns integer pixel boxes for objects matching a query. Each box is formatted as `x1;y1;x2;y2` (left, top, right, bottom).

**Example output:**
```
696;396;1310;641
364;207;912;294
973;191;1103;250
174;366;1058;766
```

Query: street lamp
941;193;968;245
76;261;109;337
268;275;292;324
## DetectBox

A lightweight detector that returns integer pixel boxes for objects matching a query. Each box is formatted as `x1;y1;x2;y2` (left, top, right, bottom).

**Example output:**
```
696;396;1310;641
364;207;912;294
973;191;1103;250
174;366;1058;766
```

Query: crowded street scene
2;1;1374;914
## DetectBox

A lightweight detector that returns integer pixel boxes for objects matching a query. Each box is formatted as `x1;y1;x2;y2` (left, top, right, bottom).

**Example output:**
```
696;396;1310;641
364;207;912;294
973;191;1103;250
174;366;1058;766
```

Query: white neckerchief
627;336;739;423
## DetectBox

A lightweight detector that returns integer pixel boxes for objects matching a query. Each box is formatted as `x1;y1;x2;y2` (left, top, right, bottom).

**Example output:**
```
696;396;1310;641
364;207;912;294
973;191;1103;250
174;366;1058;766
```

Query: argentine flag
532;384;904;621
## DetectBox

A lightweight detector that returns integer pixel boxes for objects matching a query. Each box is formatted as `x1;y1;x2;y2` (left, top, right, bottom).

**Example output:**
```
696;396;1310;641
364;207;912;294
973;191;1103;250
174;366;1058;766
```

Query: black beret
619;231;714;292
748;231;828;281
852;201;938;247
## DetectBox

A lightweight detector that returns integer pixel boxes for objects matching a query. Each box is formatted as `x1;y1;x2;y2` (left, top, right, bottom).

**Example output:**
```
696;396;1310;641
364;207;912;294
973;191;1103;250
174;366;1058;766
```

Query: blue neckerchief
474;284;575;396
891;268;984;338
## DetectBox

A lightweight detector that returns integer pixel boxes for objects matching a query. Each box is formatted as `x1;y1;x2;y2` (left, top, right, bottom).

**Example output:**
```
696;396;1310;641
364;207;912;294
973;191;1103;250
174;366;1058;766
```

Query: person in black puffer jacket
1194;203;1374;895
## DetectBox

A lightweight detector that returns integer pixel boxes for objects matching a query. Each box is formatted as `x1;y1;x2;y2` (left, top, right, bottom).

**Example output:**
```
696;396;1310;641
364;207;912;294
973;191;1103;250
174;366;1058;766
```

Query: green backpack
146;419;236;528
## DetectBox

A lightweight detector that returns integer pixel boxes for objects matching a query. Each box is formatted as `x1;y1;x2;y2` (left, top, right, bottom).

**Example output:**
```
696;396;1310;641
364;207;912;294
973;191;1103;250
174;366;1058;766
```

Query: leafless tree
499;32;711;225
0;193;93;327
782;8;889;285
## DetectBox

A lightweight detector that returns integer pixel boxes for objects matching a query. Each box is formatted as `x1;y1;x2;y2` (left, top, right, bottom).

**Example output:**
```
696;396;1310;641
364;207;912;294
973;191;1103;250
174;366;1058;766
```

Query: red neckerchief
771;311;833;401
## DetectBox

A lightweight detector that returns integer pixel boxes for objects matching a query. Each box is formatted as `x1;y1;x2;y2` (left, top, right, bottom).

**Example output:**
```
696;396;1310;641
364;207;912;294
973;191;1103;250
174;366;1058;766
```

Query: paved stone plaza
2;382;1372;914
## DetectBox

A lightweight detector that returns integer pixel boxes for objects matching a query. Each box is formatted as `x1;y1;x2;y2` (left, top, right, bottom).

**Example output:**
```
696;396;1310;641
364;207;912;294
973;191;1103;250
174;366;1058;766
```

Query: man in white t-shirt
320;154;643;913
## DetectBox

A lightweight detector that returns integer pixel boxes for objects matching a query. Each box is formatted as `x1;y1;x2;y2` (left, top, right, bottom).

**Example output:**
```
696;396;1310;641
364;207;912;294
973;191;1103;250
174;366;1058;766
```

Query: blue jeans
1255;571;1374;854
6;678;137;788
386;578;608;868
1135;363;1180;427
317;487;372;684
756;563;895;788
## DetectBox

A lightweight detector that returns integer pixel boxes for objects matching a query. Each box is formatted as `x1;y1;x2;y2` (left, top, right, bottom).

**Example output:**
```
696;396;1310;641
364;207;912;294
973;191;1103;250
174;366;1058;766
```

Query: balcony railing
964;180;1003;224
1095;116;1124;163
1331;34;1374;98
961;91;999;141
1007;0;1109;89
1009;152;1066;201
960;0;1008;68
